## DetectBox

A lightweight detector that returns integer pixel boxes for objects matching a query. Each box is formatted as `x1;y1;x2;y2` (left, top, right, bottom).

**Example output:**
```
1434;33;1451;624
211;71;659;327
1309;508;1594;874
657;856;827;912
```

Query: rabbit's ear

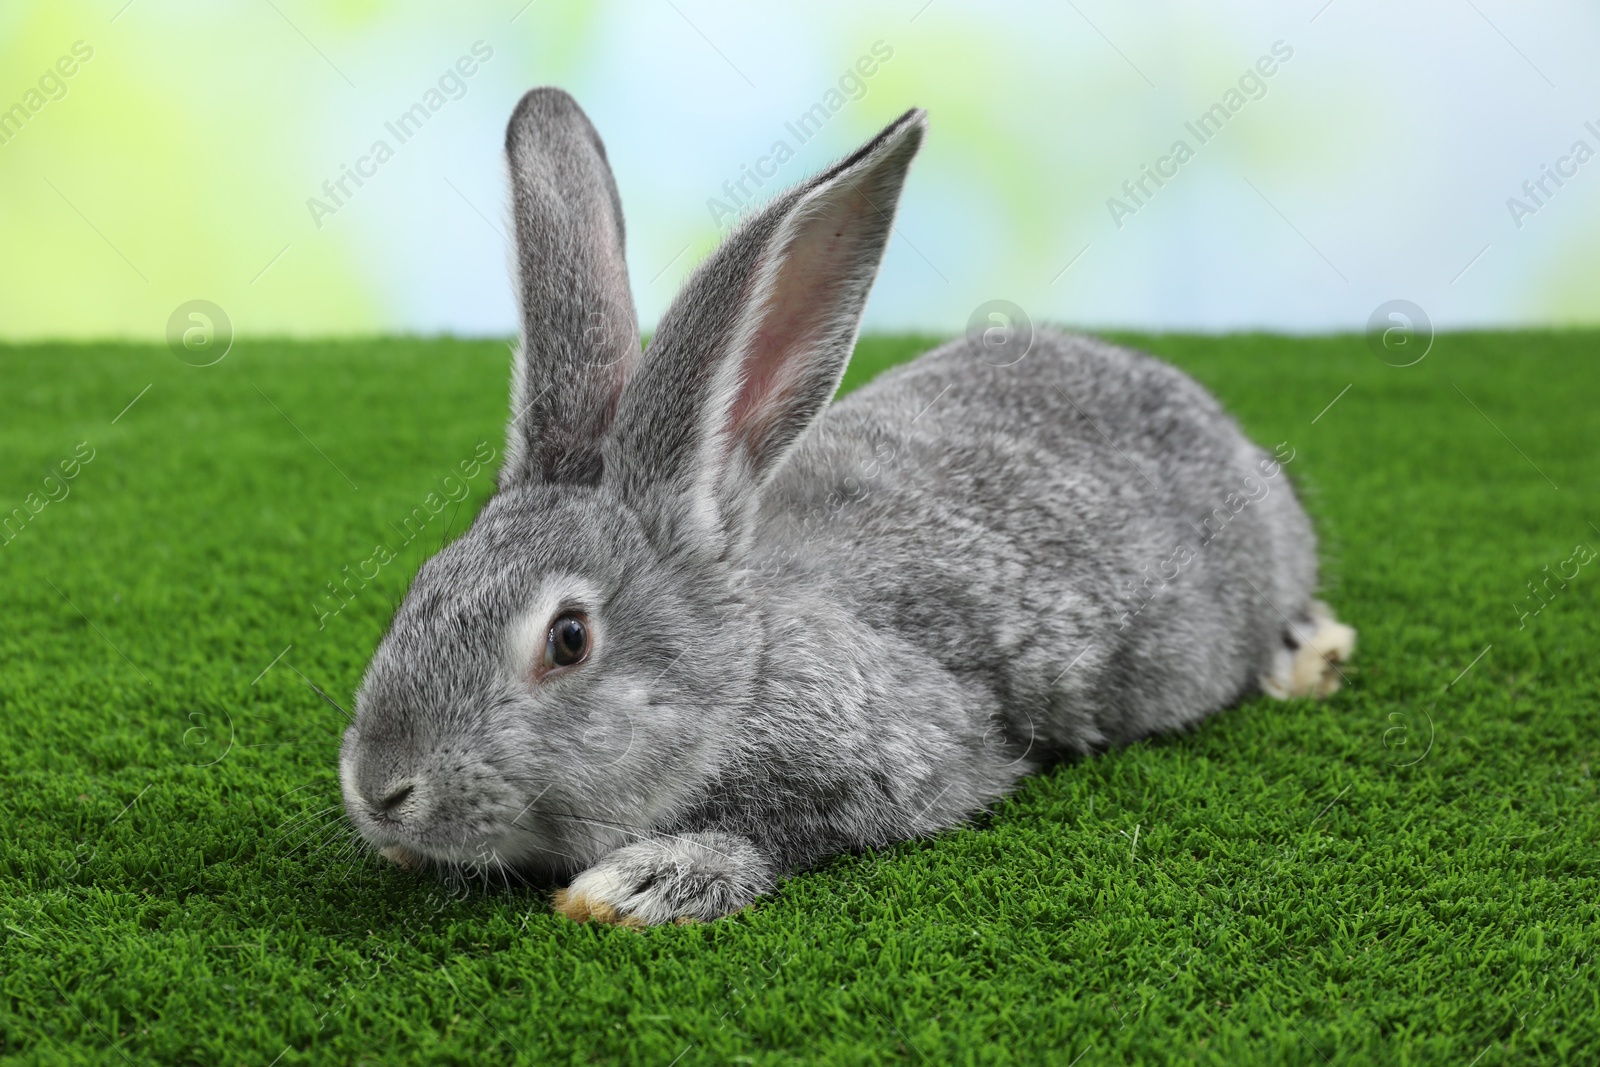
500;88;641;488
609;108;926;544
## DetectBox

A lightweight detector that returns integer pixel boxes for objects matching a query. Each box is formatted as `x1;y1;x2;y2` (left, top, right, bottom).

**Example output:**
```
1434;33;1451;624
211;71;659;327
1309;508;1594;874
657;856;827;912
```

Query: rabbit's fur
339;89;1353;925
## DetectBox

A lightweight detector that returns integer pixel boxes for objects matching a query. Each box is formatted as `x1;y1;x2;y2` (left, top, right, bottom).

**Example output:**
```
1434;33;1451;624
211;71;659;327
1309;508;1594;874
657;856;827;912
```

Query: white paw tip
1263;605;1356;700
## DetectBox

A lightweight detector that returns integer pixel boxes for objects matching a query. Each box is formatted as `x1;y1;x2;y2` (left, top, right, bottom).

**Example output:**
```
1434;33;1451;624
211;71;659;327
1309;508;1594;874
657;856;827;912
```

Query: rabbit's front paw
552;832;775;926
1262;599;1356;699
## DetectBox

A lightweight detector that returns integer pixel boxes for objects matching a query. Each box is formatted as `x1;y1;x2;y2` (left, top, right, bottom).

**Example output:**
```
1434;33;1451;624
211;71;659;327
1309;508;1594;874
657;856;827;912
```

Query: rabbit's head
339;88;925;876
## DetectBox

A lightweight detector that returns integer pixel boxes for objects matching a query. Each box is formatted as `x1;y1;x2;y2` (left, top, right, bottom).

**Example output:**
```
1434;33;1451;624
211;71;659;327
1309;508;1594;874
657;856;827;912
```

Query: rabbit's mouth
337;731;624;877
360;823;537;871
348;792;575;873
338;728;537;868
378;844;424;870
368;829;595;885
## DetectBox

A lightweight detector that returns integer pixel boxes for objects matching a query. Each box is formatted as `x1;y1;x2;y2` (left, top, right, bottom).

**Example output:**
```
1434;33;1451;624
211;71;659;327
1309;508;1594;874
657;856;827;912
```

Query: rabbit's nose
378;783;414;812
369;778;422;821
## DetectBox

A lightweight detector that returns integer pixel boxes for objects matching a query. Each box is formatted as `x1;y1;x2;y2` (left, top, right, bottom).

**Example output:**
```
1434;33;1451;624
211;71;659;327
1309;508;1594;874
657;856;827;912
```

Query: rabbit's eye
544;613;591;671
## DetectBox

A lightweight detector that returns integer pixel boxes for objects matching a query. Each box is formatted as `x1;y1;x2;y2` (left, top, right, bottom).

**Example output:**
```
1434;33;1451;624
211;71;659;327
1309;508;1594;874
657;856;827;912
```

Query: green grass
2;330;1598;1065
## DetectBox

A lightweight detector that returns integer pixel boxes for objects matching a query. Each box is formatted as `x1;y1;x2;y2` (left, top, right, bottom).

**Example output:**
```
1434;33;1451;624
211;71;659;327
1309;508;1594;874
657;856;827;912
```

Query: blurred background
0;0;1596;340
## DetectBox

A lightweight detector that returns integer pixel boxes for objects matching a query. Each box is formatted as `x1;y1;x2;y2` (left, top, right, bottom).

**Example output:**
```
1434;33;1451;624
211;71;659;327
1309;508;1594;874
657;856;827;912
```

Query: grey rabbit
338;88;1354;925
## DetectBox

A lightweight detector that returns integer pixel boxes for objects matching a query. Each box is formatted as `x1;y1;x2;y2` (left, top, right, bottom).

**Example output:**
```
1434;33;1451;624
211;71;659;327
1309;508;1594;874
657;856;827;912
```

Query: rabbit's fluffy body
339;91;1350;925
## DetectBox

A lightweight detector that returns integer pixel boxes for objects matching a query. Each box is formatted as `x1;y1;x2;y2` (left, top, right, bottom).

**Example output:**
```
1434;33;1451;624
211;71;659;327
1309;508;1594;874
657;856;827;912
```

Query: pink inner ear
726;208;856;453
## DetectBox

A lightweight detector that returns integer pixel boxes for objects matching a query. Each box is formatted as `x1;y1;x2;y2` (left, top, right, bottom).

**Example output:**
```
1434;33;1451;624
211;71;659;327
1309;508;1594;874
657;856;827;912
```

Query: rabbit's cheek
576;710;638;770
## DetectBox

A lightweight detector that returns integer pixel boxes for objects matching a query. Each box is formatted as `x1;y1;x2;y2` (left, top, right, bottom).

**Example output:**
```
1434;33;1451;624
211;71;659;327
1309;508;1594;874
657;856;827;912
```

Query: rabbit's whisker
283;662;355;724
274;803;342;840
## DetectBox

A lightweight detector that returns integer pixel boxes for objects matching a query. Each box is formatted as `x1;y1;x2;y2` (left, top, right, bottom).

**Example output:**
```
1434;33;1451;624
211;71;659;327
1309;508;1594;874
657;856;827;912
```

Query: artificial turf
1;330;1597;1065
